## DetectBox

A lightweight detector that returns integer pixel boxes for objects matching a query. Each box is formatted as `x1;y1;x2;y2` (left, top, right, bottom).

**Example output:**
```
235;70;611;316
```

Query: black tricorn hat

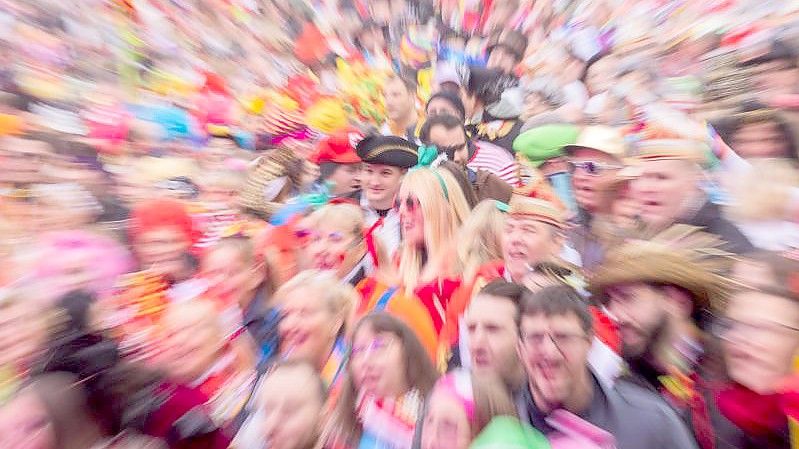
356;134;418;168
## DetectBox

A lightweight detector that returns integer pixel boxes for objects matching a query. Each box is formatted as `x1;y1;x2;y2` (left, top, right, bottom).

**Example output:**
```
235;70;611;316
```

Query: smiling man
516;285;699;449
355;134;418;257
501;194;566;284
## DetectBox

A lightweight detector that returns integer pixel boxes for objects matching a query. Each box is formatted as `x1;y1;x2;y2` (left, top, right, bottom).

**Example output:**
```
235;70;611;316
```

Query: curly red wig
129;198;198;245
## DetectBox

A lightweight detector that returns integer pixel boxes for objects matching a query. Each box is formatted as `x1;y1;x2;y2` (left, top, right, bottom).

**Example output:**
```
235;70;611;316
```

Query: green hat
470;416;551;449
513;124;579;167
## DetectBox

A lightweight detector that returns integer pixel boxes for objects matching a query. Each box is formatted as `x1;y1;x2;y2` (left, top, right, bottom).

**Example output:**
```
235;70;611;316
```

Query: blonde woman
272;270;359;391
395;168;470;289
394;168;472;334
304;203;388;286
455;200;507;281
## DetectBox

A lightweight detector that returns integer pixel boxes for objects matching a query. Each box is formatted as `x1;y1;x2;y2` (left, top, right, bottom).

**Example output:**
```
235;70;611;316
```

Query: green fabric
469;416;551;449
301;182;333;209
415;145;439;168
494;200;509;213
513;124;580;167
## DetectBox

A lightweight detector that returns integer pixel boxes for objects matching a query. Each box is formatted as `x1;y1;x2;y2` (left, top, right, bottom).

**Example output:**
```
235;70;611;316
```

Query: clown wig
129;198;198;246
34;230;134;300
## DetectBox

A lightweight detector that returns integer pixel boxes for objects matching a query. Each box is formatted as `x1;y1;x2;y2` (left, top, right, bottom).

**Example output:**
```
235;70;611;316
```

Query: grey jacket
516;371;699;449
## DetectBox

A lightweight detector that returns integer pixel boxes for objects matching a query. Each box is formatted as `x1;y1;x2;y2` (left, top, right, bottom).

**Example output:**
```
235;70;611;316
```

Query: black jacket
680;200;754;254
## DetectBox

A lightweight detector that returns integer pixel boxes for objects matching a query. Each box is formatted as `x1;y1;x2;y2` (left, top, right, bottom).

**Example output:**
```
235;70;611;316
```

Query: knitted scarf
356;389;423;449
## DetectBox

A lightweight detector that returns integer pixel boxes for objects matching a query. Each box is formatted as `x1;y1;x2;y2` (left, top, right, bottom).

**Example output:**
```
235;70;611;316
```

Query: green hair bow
415;145;440;169
300;182;333;209
411;145;450;199
494;200;509;212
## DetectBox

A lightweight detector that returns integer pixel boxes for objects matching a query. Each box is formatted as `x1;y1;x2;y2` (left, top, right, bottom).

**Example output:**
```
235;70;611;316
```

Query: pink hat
432;370;475;423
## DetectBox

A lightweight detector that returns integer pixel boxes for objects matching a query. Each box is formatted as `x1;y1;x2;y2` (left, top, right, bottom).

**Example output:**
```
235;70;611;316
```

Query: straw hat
238;147;301;219
634;139;709;164
590;225;733;311
563;126;627;160
508;194;566;229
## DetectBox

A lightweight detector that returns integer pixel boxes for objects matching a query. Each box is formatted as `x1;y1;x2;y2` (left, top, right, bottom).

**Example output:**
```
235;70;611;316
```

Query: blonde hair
305;203;389;272
274;270;359;329
457;200;505;280
471;372;518;436
396;168;470;289
725;159;799;222
437;169;473;227
306;203;365;241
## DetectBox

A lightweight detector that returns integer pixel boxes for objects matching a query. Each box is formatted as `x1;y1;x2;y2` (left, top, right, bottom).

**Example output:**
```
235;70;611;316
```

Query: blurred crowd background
2;0;799;449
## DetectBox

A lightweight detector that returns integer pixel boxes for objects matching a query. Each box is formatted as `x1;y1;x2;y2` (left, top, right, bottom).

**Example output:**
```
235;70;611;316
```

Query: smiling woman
304;203;387;286
272;270;360;390
321;312;439;449
395;168;471;290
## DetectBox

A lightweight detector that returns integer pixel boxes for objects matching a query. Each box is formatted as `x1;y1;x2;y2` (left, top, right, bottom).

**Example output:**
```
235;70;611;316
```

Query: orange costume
355;278;439;363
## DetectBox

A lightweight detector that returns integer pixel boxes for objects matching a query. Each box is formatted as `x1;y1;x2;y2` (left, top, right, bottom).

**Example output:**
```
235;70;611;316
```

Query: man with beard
589;225;743;449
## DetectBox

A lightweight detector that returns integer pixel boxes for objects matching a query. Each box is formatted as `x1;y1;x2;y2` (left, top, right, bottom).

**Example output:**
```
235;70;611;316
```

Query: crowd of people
1;0;799;448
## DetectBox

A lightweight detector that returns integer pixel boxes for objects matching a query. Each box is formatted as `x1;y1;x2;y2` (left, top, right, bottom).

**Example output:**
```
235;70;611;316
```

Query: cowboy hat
590;225;733;311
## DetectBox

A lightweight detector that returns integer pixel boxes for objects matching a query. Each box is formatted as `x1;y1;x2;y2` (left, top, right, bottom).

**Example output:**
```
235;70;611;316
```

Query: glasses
567;161;623;176
713;316;799;341
393;195;420;212
350;336;396;361
520;331;589;351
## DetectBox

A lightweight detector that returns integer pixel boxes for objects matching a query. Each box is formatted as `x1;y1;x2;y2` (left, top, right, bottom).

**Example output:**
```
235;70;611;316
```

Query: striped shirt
468;141;520;186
